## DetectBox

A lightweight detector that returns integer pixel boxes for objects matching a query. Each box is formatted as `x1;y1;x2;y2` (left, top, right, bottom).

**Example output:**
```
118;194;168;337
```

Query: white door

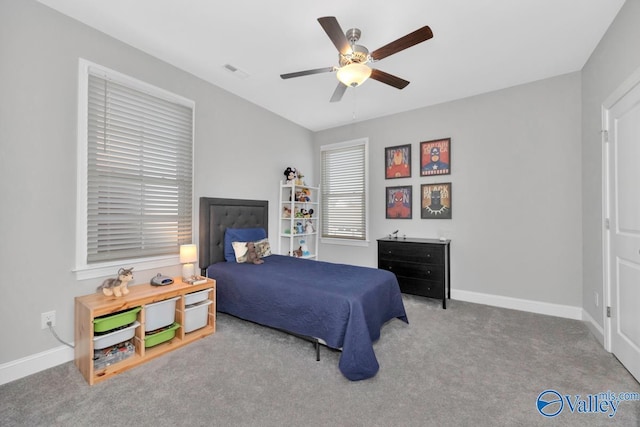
605;76;640;383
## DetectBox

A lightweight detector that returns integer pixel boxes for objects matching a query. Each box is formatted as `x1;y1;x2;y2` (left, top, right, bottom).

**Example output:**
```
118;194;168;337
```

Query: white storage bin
184;300;212;333
144;297;179;332
184;288;212;306
93;321;140;350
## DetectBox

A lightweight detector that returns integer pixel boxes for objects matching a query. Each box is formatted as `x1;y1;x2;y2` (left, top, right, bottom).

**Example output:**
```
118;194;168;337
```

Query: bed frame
198;196;322;360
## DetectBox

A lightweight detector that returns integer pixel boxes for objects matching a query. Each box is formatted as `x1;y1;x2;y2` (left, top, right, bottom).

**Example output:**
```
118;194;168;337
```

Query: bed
198;197;408;381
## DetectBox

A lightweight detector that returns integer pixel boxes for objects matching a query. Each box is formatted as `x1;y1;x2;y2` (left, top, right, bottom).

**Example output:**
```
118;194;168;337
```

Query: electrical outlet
41;311;56;329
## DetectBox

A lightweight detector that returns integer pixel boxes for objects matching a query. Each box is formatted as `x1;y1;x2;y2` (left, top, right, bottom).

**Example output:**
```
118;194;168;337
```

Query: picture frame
385;144;411;179
421;183;452;219
420;138;451;176
386;186;412;219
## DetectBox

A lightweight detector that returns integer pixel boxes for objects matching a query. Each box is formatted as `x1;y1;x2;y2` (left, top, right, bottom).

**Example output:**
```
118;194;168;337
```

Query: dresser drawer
378;241;444;265
379;260;445;282
396;277;444;299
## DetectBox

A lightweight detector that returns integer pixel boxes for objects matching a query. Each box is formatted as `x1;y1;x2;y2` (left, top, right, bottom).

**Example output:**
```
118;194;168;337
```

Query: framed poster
385;144;411;179
386;186;412;219
421;183;452;219
420;138;451;176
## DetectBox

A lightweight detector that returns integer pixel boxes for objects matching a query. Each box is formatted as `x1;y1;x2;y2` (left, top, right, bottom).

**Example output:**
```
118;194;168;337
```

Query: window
76;59;194;279
320;138;369;243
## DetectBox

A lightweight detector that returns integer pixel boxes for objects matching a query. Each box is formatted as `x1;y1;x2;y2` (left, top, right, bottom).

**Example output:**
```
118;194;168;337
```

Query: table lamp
180;244;197;280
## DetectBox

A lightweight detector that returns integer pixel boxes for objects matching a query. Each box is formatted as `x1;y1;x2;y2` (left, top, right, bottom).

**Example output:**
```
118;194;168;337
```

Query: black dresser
377;237;451;308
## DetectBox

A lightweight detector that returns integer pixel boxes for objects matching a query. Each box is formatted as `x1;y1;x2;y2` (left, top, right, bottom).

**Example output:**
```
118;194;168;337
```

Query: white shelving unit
278;181;319;259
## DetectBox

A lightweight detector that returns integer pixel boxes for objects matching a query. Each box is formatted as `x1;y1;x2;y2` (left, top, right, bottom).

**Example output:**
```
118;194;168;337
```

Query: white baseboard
451;289;583;320
0;345;74;386
582;308;606;347
0;292;596;386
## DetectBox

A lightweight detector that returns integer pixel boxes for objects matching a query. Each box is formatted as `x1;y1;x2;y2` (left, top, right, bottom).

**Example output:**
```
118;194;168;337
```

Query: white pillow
231;238;272;263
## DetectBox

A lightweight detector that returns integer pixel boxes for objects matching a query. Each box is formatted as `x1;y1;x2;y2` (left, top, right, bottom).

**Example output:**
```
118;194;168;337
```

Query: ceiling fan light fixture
336;63;372;87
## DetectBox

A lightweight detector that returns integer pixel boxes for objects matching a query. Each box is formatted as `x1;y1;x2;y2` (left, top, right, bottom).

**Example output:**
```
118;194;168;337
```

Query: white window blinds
86;70;193;264
321;139;368;241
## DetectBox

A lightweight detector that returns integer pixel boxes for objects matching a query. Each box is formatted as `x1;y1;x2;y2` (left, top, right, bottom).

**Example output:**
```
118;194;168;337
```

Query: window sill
321;238;370;247
73;255;180;280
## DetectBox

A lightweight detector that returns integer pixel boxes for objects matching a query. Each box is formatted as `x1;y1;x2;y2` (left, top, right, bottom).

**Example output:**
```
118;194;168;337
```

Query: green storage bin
93;307;141;333
144;322;180;348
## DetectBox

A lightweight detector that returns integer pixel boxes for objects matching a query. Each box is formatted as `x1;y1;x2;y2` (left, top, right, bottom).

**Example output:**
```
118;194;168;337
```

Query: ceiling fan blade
371;26;433;61
280;67;336;79
330;83;348;103
370;69;410;89
318;16;351;55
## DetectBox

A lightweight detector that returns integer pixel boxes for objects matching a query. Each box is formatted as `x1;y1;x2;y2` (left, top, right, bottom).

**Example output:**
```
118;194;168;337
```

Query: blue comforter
207;255;408;380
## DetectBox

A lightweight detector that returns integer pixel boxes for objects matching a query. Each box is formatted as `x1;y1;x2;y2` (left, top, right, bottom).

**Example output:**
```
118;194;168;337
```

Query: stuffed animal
96;267;134;297
305;220;315;234
283;167;297;184
292;246;303;257
245;242;264;264
300;239;310;257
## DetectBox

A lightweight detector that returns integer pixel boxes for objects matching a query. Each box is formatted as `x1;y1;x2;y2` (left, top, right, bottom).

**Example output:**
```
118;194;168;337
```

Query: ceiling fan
280;16;433;102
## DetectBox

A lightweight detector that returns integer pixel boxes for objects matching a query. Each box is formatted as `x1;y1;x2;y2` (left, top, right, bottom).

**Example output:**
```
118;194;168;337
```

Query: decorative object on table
385;144;411;179
283;167;297;184
180;244;198;280
150;273;174;286
420;138;451;176
245;242;264;265
96;267;134;297
421;182;452;219
386;185;412;219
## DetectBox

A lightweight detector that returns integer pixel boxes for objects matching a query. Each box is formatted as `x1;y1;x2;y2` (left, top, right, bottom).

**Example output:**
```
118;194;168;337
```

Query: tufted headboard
198;197;269;272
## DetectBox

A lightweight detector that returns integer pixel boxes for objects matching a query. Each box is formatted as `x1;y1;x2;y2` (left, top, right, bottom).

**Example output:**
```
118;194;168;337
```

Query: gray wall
2;0;638;375
581;0;640;334
313;73;583;308
0;0;313;365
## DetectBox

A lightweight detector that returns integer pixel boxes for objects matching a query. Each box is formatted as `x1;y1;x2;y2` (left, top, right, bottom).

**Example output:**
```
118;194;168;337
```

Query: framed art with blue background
420;138;450;176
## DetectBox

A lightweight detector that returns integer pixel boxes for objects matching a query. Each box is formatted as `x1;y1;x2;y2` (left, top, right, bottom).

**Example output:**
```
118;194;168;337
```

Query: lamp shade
336;63;372;87
179;244;198;264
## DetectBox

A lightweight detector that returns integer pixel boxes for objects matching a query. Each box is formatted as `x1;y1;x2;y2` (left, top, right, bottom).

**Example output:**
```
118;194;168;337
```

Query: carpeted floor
1;296;639;426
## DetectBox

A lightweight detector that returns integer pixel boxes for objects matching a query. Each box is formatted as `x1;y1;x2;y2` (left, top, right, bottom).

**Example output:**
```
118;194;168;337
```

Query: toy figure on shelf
303;208;314;218
305;220;315;234
295;222;304;234
96;267;134;297
283;167;297;184
283;206;291;218
300;240;310;257
296;188;311;202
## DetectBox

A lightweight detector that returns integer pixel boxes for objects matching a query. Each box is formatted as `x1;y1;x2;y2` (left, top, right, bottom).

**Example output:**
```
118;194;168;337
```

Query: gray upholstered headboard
198;197;269;272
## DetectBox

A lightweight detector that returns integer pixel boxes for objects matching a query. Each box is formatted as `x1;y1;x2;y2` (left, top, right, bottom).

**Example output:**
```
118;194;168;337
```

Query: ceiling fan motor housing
339;43;370;67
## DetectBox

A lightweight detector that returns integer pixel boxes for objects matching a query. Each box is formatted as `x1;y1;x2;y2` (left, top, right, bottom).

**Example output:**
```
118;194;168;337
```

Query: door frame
601;65;640;352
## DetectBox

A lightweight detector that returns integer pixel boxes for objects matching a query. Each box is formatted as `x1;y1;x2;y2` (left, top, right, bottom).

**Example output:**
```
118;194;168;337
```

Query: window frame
74;59;195;280
320;137;370;247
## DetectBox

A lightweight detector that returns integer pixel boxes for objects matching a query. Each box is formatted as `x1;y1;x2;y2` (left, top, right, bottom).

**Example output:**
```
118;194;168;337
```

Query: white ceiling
38;0;625;131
